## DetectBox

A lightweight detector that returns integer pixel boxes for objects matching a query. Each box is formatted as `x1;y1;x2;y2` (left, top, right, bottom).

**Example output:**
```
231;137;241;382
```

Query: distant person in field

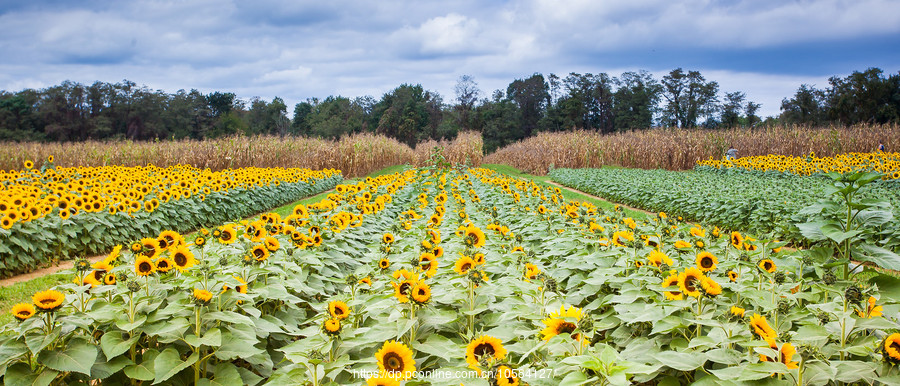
878;141;885;152
725;146;738;160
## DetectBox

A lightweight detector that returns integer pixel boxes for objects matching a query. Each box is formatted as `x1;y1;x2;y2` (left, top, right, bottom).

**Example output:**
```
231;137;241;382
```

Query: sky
1;0;899;118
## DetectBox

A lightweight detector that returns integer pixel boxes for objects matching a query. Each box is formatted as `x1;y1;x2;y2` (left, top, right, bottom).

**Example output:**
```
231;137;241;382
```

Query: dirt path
544;180;655;216
0;188;336;288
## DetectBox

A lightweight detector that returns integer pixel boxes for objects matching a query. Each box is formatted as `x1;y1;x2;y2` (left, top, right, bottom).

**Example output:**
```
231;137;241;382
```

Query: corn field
484;124;900;175
0;132;484;178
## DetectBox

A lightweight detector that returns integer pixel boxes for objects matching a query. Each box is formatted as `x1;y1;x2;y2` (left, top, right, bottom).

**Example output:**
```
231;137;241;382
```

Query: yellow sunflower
540;305;585;343
134;255;156;276
171;246;196;271
695;251;718;272
749;313;777;341
155;257;174;273
11;303;36;321
727;270;738;282
858;296;883;318
673;240;691;249
32;290;65;312
465;335;507;370
758;259;777;273
418;252;438;278
647;249;673;267
465;225;486;248
661;274;683;301
454;255;476;275
495;365;520;386
730;231;743;249
382;233;395;244
366;376;400;386
375;340;416;380
251;244;270;262
730;306;745;318
883;333;900;363
700;276;722;297
678;267;705;298
103;272;117;285
410;281;431;305
328;300;351;320
218;225;237;244
378;258;391;270
322;318;341;336
193;288;213;306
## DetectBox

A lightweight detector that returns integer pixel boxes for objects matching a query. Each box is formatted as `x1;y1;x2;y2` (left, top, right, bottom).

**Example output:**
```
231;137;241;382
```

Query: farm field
2;166;899;385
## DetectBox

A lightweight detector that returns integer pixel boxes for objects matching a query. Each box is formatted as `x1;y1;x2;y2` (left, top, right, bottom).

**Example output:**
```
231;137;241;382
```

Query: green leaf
153;347;198;385
415;334;458;363
3;363;59;386
124;348;159;381
820;224;863;244
26;330;59;355
652;351;706;371
197;363;244;386
91;355;134;379
100;331;141;359
796;221;828;241
37;336;97;376
855;244;900;271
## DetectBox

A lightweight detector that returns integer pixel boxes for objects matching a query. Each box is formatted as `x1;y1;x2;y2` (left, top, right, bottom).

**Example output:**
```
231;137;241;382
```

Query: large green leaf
153;347;198;385
36;336;97;376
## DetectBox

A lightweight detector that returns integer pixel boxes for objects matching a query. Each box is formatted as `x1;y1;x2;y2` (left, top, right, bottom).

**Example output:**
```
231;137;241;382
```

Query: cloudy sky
1;0;898;118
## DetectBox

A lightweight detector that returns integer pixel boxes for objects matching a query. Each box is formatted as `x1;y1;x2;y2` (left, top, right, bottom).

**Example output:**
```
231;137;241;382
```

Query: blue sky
1;0;898;118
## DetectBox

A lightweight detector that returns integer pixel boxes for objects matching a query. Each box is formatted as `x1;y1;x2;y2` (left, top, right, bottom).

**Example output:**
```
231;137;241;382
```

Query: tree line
1;67;897;153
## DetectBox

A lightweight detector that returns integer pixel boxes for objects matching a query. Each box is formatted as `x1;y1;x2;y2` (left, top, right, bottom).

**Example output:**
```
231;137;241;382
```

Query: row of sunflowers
2;167;899;385
696;151;900;179
0;158;341;277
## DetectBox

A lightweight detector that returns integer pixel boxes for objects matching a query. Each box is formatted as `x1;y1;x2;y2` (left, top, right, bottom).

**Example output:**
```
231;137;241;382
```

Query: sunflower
156;257;174;273
473;253;486;265
32;290;65;312
418;252;437;278
218;225;237;244
433;246;444;258
171;246;196;271
700;277;722;297
410;281;431;305
883;333;900;363
382;233;395;244
328;300;351;320
192;288;213;306
779;342;799;369
495;365;520;386
661;274;683;300
378;258;391;270
465;225;487;248
465;335;507;370
858;296;883;318
749;313;777;341
647;249;673;267
11;303;36;321
695;252;718;272
727;270;739;282
134;256;156;276
322;318;342;336
540;305;584;342
673;240;691;249
392;280;414;303
758;259;777;273
195;237;206;247
611;230;635;247
366;376;400;386
730;306;745;318
130;241;143;253
139;237;160;257
103;272;117;285
524;263;541;280
251;244;270;262
678;267;705;298
375;340;416;380
264;236;280;252
730;231;743;249
23;160;33;169
454;255;476;275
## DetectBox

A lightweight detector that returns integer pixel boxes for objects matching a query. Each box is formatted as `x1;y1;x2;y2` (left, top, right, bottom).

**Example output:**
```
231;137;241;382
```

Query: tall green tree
661;68;719;128
613;70;662;131
506;73;549;138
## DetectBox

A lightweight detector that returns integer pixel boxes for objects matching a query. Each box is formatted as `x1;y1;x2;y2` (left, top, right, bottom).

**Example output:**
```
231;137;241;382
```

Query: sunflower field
549;166;900;254
697;151;900;178
2;166;899;385
0;159;341;278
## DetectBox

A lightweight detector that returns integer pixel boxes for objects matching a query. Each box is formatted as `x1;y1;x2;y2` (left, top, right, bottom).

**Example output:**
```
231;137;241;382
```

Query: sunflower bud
778;300;791;314
218;256;229;266
739;253;750;262
816;311;831;325
802;255;813;266
577;314;594;333
242;255;254;266
845;286;863;305
74;258;90;273
116;271;129;282
515;234;524;243
822;271;836;285
345;274;359;286
774;272;786;285
126;279;141;293
543;277;559;294
658;263;670;273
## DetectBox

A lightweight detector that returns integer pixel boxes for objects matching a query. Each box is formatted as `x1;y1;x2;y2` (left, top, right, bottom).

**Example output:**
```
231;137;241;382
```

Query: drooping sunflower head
647;249;672;267
673;240;692;249
465;335;507;370
104;272;117;285
32;290;65;312
375;340;416;380
758;259;777;274
779;342;799;369
139;237;160;258
749;313;777;341
134;256;156;277
328;300;350;320
192;288;213;306
730;305;745;318
494;365;520;386
678;267;705;298
696;251;717;272
540;305;583;341
264;236;280;252
700;276;722;297
251;244;270;262
11;303;36;321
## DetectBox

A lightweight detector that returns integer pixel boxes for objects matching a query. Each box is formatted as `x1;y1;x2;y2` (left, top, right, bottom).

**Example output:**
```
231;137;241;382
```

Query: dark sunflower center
384;353;403;371
333;307;344;315
764;262;773;270
890;341;900;353
39;298;56;305
159;260;169;268
380;260;389;268
417;288;427;296
174;253;187;266
473;343;495;359
557;322;576;335
701;257;713;268
399;282;411;295
253;249;264;258
93;270;105;281
139;262;153;272
221;232;232;241
685;277;698;292
17;310;31;316
461;263;472;272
